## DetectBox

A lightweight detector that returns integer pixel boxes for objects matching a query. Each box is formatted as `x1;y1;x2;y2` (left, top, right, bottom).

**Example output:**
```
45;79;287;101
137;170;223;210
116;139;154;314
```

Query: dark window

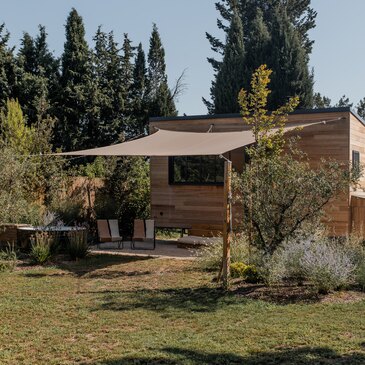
352;150;360;171
169;156;224;185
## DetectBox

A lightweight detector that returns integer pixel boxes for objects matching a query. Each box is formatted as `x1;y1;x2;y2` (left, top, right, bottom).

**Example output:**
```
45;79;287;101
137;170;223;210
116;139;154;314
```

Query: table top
17;226;87;232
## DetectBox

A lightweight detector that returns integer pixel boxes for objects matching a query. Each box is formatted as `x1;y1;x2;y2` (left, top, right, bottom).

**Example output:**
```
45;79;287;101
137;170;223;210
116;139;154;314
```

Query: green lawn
1;254;365;364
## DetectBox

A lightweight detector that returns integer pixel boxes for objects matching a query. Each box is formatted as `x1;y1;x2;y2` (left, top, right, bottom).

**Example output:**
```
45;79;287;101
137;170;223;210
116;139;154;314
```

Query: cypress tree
146;24;177;117
268;5;313;109
129;43;148;136
121;33;134;114
205;0;316;112
207;1;245;114
55;8;92;150
0;24;17;110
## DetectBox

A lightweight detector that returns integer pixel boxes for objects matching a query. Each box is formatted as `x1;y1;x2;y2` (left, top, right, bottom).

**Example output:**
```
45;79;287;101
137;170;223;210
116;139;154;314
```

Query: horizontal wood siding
150;111;352;234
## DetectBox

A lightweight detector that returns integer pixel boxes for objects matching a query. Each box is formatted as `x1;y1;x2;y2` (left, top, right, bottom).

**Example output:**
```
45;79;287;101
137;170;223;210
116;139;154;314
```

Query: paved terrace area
90;240;196;260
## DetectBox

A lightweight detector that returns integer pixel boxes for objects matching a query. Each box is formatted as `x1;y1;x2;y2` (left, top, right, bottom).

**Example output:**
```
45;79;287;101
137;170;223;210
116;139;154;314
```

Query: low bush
230;262;247;278
300;239;356;293
30;232;52;265
0;243;17;272
230;262;261;283
67;230;89;260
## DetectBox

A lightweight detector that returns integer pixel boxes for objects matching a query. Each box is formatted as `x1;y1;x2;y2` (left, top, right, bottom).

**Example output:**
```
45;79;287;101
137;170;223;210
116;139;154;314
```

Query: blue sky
1;0;364;115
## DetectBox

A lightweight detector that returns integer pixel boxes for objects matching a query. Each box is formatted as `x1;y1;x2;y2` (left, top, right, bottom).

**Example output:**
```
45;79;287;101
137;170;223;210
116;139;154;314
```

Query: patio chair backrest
133;219;145;240
97;220;110;239
108;219;120;238
145;219;155;240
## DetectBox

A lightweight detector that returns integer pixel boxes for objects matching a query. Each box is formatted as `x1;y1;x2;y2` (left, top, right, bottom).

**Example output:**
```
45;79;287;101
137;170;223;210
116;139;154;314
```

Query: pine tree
313;92;331;109
335;95;353;108
146;24;177;117
206;1;245;113
55;8;92;150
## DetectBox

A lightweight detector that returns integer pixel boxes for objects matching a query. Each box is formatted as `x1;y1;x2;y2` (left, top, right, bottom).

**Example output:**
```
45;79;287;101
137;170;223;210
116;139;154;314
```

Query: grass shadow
231;282;322;305
53;253;154;278
81;346;365;364
92;285;243;313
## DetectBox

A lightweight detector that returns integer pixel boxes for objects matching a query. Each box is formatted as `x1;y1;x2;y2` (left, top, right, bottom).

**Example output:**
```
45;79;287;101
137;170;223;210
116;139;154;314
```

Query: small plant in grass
67;230;89;260
30;232;52;265
230;262;260;283
195;234;249;271
0;242;17;272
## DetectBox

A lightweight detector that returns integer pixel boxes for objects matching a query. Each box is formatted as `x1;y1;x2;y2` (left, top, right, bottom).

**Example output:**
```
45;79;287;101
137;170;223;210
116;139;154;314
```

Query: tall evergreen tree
204;1;245;113
0;24;17;110
313;92;331;109
146;24;177;117
357;98;365;119
17;26;59;124
121;33;134;114
268;5;313;109
205;0;316;112
129;43;148;136
335;95;353;108
55;8;92;150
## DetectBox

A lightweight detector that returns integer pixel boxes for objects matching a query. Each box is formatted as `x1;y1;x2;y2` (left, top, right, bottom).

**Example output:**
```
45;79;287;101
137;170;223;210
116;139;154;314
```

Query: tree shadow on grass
21;254;154;278
91;285;244;313
81;346;365;365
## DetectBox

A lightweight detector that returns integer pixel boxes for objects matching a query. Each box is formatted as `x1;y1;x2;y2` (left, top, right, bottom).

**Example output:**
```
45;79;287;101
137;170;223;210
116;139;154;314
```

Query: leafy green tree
95;156;150;237
238;64;299;156
55;8;92;151
146;24;177;117
0;98;34;154
234;65;356;256
0;99;66;224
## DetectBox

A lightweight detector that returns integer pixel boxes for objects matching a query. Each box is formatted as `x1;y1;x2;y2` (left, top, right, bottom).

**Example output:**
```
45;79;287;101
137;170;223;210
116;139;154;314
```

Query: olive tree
233;65;357;256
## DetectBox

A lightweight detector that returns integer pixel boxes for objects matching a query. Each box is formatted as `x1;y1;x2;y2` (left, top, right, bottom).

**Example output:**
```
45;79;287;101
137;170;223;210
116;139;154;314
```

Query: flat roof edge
150;107;357;122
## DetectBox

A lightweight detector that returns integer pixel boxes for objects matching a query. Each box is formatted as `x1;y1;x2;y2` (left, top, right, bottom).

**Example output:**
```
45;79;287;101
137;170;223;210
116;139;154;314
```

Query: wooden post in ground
222;159;232;290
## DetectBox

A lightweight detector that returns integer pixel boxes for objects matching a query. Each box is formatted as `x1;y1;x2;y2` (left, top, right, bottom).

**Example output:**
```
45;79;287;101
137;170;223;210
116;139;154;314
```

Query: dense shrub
230;262;260;283
67;230;89;260
300;240;356;293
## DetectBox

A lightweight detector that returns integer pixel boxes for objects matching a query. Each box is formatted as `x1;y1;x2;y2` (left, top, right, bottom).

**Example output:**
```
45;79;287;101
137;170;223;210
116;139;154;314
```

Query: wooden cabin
149;107;365;237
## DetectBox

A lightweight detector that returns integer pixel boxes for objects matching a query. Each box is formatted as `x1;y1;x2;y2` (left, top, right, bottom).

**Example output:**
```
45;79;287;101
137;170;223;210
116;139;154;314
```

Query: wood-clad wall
150;111;353;234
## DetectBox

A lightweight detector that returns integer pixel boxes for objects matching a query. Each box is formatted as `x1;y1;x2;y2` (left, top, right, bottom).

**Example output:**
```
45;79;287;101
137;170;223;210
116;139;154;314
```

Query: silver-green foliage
30;232;53;265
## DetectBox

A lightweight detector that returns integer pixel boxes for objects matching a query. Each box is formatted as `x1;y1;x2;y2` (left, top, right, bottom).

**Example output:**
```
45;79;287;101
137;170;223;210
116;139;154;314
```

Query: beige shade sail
55;121;325;157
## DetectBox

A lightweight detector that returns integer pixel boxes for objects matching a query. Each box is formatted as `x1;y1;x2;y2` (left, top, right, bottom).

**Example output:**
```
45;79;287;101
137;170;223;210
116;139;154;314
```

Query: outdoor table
17;226;87;250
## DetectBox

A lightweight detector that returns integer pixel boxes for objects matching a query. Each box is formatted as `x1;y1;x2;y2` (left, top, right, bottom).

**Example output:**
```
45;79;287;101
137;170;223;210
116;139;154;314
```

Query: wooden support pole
222;159;232;290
